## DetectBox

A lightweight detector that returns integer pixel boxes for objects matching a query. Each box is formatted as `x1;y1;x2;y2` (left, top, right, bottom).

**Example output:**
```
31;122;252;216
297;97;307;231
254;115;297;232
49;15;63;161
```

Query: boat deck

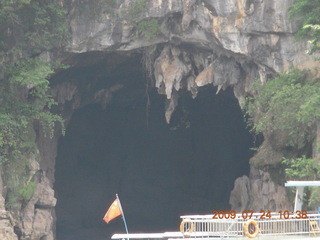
112;212;320;240
112;182;320;240
112;232;320;240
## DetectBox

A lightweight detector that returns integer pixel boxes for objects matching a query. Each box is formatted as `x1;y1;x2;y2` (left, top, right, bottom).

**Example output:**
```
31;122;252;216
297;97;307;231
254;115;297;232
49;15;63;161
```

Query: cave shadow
54;57;255;240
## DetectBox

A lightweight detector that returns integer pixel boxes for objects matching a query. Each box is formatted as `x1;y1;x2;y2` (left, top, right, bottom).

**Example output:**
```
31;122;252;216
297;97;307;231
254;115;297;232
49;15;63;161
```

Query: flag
103;198;122;223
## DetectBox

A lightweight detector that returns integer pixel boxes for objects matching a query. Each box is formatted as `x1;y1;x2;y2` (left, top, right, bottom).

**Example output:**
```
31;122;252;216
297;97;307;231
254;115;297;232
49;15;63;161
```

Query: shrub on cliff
246;69;320;149
247;68;320;208
290;0;320;55
0;0;68;206
282;156;320;209
0;0;68;163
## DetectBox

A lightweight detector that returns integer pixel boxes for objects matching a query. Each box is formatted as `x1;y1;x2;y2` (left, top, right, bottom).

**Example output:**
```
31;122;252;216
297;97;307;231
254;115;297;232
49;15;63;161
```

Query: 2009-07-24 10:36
212;210;308;219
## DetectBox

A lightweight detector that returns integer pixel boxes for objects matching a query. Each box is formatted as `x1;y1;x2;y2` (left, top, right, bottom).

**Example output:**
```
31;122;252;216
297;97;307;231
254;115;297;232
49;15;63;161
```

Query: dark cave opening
54;55;255;240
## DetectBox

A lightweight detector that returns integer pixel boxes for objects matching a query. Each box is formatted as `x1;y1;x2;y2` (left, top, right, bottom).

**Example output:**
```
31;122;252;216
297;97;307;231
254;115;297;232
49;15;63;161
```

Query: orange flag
103;198;122;223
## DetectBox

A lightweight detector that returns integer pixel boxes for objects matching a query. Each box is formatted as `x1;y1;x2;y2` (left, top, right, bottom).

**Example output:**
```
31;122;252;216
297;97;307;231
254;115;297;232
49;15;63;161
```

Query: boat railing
180;212;320;238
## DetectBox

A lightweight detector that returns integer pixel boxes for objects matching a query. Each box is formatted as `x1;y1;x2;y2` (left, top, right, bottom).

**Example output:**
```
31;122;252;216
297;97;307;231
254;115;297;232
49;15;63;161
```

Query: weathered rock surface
230;171;292;212
0;167;17;240
22;173;56;240
1;157;57;240
66;0;316;123
1;0;320;239
63;0;317;226
0;207;17;240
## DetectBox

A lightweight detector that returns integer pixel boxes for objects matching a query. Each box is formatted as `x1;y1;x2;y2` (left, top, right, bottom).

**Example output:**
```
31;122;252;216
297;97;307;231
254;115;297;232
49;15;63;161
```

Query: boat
111;181;320;240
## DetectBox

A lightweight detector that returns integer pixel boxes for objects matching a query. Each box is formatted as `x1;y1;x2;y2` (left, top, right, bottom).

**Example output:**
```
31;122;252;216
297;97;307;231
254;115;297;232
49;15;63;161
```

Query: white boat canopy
285;181;320;187
285;181;320;212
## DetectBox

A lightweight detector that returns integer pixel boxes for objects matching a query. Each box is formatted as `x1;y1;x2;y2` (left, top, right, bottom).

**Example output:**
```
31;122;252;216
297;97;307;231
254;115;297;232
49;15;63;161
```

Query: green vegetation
0;0;69;58
77;0;117;17
282;156;320;180
137;19;160;40
246;69;320;149
124;1;160;40
0;0;69;163
290;0;320;55
0;59;65;164
19;181;36;201
246;0;320;207
282;156;320;209
0;0;69;205
126;1;147;22
5;157;38;208
4;150;38;208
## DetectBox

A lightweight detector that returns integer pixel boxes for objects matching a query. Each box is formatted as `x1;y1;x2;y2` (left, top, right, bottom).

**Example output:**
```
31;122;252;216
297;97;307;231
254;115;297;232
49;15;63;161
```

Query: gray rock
1;0;319;239
230;171;292;212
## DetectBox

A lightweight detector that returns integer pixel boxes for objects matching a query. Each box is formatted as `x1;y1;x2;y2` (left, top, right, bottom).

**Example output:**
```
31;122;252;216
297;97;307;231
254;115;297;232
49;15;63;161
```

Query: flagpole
116;194;130;240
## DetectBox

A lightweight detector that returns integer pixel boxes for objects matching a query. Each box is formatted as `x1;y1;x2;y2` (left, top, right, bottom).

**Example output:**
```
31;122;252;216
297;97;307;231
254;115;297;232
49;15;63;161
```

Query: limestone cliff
65;0;315;212
67;0;313;123
0;0;319;239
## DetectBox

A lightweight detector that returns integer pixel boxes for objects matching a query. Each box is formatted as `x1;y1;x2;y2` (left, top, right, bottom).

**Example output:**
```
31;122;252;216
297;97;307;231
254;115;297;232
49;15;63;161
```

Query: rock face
67;0;314;123
1;0;319;239
0;200;17;240
229;171;291;213
65;0;317;212
0;167;17;240
21;173;56;240
1;158;57;240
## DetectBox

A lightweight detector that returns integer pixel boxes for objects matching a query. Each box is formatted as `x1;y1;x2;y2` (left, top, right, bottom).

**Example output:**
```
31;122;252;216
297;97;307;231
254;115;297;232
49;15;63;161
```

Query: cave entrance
54;54;254;240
